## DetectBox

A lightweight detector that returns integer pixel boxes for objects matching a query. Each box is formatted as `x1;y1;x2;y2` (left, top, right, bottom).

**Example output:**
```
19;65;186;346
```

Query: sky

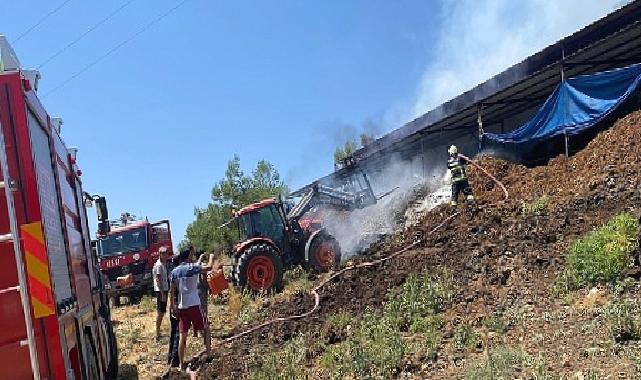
0;0;626;245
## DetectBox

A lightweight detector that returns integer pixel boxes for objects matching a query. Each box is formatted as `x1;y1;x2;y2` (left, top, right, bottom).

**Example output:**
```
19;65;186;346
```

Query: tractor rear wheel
234;243;284;293
309;236;341;272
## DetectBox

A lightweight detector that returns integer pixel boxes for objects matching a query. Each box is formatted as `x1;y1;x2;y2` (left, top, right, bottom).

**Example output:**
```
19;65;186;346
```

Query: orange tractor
219;168;377;292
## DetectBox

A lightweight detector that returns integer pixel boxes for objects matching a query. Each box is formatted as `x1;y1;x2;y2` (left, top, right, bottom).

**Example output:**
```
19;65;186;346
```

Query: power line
43;0;190;98
38;0;138;70
13;0;74;44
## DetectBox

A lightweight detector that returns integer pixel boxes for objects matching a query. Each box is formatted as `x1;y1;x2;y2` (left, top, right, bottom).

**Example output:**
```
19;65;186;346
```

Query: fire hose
220;211;462;344
459;153;509;200
214;156;509;347
182;157;508;376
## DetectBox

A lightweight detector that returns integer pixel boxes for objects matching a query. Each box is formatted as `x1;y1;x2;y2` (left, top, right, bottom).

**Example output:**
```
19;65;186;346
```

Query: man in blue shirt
168;248;215;371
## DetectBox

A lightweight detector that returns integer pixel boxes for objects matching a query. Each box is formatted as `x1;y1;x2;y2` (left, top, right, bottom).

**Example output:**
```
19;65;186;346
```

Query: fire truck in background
91;208;173;306
0;36;117;379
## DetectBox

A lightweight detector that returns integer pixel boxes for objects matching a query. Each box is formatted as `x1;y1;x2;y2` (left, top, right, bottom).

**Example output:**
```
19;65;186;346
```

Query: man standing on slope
447;145;475;206
153;246;171;341
168;248;215;371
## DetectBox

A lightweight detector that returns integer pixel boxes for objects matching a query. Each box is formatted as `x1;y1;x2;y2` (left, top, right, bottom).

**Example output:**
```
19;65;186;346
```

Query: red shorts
178;305;205;334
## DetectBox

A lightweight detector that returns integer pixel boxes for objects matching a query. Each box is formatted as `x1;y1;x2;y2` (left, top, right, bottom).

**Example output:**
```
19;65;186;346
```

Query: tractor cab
234;199;291;253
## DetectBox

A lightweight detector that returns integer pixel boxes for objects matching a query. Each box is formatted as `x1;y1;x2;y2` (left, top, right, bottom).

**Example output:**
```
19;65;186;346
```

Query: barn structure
293;0;641;197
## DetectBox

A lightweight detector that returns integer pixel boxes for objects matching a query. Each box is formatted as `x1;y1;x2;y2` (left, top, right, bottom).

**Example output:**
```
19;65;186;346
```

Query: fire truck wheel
110;294;121;308
309;236;341;272
234;243;283;293
84;333;100;380
128;292;142;305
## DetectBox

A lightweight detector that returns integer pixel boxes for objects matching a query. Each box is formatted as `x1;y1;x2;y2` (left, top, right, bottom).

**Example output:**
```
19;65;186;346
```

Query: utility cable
42;0;190;98
13;0;74;43
38;0;138;70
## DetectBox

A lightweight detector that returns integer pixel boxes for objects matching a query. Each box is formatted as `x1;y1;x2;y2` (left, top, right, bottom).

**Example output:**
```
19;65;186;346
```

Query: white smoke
320;156;449;258
412;0;628;118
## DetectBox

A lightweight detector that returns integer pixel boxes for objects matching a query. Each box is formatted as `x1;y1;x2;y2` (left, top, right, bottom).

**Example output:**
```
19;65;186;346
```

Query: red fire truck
0;37;118;379
96;219;173;306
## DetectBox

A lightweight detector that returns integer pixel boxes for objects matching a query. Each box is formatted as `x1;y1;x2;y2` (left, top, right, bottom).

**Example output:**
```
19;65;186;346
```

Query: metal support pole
477;104;484;152
0;120;41;380
420;135;426;181
564;129;570;157
560;46;566;82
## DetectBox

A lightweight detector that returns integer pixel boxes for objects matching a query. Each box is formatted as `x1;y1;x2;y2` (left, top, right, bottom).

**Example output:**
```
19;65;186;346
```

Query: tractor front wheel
309;236;341;272
234;243;284;293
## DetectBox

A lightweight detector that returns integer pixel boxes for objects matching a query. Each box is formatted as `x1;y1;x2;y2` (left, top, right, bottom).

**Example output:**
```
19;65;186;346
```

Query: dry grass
112;266;324;379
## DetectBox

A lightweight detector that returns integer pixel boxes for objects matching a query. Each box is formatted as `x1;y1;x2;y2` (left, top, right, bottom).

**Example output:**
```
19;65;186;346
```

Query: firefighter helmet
448;145;458;155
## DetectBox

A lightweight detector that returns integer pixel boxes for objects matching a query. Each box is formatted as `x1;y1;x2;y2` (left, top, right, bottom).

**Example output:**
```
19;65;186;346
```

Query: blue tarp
485;63;641;144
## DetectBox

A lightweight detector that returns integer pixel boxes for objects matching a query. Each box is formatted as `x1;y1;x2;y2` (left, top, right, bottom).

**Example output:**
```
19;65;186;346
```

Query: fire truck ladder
0;120;42;379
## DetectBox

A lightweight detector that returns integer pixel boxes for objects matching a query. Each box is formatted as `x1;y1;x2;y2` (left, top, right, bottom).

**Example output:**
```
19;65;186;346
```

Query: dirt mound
165;110;641;379
469;111;641;205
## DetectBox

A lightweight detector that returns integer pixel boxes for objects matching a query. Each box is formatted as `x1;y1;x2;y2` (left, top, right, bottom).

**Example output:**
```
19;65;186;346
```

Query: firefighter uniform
447;146;475;206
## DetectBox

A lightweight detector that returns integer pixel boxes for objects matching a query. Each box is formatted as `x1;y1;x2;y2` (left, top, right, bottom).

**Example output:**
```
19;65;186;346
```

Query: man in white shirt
168;248;215;370
152;246;170;341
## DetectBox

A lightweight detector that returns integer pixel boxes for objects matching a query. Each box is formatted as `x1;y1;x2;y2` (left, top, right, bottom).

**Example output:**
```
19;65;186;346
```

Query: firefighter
447;145;475;206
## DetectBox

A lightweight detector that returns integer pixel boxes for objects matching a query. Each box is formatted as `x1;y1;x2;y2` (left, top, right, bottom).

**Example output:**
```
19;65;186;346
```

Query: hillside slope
168;110;641;379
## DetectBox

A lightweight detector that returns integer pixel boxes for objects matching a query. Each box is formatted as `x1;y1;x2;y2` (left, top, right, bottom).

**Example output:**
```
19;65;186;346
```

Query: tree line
184;133;374;252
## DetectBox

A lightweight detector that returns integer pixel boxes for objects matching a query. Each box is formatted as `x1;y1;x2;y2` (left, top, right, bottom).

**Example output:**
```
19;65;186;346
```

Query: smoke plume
412;0;628;118
320;155;449;258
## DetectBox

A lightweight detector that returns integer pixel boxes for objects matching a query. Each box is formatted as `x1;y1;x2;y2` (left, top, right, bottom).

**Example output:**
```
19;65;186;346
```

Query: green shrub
324;310;354;332
531;352;558;380
412;329;440;360
482;313;506;333
320;273;455;378
585;369;600;380
409;315;443;334
602;298;641;342
384;272;456;330
283;265;313;294
556;212;638;292
466;347;528;380
522;195;549;216
248;335;307;380
320;312;406;380
454;324;479;351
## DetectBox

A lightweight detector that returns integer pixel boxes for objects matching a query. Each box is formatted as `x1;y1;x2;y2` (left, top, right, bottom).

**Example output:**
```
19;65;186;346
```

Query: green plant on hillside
318;274;457;378
602;298;641;342
412;329;441;361
384;272;456;330
228;288;257;325
466;347;528;380
585;369;601;380
521;195;549;216
454;324;479;351
409;315;443;334
324;310;354;333
554;212;638;294
282;266;313;295
320;312;406;380
248;335;307;380
482;312;506;333
531;352;559;380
